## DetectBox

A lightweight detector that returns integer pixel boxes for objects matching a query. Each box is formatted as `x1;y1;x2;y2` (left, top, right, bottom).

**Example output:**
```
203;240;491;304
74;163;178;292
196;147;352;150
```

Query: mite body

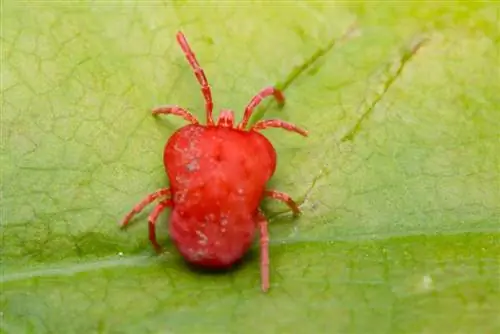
120;31;308;292
166;124;276;268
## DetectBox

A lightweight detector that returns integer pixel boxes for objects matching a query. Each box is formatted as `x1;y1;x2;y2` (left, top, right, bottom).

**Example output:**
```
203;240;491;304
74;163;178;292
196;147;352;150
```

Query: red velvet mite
120;31;308;292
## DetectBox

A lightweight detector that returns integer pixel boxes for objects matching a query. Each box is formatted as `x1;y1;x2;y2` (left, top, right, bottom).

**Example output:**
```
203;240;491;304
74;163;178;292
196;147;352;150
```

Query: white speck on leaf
421;275;433;290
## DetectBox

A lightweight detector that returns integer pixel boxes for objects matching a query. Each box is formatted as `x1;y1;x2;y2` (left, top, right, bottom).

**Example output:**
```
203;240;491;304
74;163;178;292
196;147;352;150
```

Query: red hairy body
166;125;275;267
120;31;308;292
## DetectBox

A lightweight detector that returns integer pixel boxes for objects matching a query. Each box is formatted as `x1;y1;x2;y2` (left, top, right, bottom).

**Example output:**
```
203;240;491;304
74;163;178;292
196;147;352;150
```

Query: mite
120;31;308;292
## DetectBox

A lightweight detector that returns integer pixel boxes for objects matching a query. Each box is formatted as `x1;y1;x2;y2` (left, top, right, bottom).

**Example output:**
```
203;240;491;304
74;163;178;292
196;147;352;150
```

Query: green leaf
2;2;499;333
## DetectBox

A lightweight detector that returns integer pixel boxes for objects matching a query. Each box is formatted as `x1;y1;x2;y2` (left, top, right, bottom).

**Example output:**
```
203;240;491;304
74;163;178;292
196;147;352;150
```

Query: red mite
120;31;308;292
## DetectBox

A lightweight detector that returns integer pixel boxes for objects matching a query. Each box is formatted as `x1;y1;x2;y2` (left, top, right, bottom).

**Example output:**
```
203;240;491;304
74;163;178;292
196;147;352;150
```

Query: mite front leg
148;199;173;253
257;209;270;292
238;87;285;130
264;190;301;216
251;119;308;137
152;106;199;125
176;31;215;126
120;188;171;228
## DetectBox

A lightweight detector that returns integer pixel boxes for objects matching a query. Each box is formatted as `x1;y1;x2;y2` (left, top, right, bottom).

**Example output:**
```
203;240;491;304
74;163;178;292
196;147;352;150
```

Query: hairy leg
120;188;171;228
152;106;199;124
238;86;285;130
251;119;308;137
264;190;301;216
256;209;270;292
176;31;215;125
148;199;173;253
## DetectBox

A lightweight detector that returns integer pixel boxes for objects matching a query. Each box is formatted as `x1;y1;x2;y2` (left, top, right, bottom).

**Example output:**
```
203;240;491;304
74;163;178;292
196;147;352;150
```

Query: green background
2;1;499;333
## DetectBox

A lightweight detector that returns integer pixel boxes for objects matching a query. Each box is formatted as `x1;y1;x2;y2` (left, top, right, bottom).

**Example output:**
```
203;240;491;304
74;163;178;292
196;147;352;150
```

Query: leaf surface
2;2;499;333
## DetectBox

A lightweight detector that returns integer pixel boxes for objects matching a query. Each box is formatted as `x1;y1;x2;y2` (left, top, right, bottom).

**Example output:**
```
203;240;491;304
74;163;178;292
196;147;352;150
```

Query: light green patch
2;1;499;333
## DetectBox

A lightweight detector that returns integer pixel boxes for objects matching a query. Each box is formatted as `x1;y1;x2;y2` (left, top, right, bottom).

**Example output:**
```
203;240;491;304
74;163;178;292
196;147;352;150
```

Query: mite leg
257;209;270;292
238;86;285;130
148;199;173;253
152;106;199;125
264;190;301;216
120;188;171;228
251;119;308;137
176;31;215;126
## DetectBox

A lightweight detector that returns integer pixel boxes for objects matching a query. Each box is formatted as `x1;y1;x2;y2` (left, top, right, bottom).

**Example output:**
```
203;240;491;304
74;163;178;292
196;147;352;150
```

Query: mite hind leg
257;209;270;292
120;188;171;228
147;199;173;253
264;189;301;216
